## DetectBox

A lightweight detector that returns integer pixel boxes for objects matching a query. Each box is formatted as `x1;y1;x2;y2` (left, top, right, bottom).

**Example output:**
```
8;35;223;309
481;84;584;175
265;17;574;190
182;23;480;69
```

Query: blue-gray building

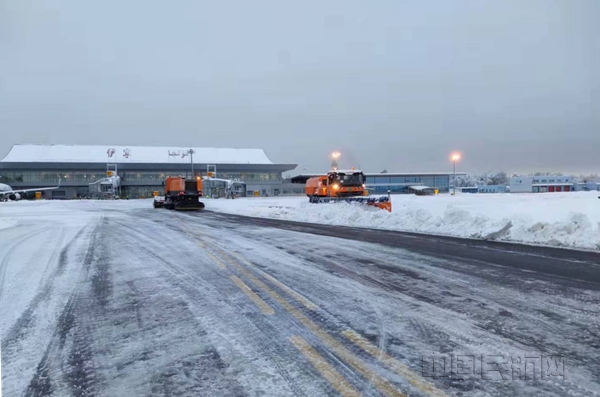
364;172;465;194
457;187;479;194
477;185;509;193
574;182;600;191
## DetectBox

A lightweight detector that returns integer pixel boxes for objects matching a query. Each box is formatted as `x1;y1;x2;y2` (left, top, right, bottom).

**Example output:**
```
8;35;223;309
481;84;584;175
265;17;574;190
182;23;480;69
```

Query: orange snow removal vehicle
306;170;392;212
158;176;205;211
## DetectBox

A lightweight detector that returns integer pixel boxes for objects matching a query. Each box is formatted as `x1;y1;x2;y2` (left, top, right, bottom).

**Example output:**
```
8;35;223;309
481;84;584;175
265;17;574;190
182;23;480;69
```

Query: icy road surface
1;200;600;397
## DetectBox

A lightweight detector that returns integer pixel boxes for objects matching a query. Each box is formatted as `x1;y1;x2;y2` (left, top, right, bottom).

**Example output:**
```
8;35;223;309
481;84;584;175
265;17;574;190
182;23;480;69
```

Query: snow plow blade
309;196;392;212
174;201;205;211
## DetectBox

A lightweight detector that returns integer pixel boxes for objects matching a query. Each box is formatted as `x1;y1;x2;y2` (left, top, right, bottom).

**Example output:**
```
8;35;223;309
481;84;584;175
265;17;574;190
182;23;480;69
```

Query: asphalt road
1;204;599;397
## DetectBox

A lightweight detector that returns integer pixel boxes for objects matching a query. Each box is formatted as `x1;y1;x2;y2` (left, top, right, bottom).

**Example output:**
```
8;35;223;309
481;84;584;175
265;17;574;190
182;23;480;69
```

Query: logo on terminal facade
123;148;131;158
107;148;116;158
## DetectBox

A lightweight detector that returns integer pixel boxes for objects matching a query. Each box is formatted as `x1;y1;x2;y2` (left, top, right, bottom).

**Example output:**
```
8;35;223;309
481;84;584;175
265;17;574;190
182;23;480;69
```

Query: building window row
370;185;450;194
365;176;449;187
0;170;282;184
217;172;281;182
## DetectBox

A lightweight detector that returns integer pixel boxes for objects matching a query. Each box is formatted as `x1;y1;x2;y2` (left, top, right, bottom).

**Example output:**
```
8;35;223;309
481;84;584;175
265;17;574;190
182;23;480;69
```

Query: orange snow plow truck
158;176;205;211
306;170;392;212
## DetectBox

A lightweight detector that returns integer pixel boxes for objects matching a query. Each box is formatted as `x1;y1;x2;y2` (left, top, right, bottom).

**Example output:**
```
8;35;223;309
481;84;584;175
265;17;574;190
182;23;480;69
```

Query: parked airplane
0;182;60;201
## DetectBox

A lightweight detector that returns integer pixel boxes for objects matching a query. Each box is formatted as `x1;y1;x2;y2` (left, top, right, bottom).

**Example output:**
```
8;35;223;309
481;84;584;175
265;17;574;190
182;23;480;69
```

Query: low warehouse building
510;175;574;193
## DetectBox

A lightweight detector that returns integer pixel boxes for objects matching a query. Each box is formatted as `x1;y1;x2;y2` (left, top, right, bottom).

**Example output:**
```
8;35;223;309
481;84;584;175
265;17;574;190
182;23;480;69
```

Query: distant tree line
520;172;599;182
453;172;509;187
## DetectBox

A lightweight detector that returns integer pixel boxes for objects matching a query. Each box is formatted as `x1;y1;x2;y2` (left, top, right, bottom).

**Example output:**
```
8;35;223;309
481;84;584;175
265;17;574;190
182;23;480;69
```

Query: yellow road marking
290;336;362;397
194;232;209;241
230;275;275;315
207;252;227;269
226;261;405;397
176;218;207;249
342;330;448;397
203;241;318;310
181;223;426;397
234;255;319;311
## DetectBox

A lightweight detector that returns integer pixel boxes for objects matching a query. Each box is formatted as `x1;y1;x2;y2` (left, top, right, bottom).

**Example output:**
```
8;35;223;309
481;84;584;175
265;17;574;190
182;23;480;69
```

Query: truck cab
306;170;366;198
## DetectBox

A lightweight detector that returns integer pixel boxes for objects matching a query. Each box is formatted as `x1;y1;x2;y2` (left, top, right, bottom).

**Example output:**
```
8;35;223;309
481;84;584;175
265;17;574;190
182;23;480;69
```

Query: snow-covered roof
1;144;273;164
332;169;362;173
409;185;434;191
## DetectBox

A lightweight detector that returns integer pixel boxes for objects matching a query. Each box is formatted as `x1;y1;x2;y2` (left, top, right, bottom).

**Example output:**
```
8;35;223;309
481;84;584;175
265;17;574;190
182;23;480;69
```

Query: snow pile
205;192;600;250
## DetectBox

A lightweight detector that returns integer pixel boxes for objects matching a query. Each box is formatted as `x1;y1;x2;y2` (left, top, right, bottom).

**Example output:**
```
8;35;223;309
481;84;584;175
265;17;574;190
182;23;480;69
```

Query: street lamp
184;149;195;178
331;152;341;171
450;153;461;195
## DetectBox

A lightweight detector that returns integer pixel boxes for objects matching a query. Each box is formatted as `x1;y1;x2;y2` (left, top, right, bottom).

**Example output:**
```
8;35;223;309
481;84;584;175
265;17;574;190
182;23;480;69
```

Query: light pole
331;152;341;171
186;149;195;178
451;153;461;195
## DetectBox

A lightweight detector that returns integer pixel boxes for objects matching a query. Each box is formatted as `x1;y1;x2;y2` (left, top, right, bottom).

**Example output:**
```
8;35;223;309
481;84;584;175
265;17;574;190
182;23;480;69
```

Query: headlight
362;184;366;188
333;184;339;190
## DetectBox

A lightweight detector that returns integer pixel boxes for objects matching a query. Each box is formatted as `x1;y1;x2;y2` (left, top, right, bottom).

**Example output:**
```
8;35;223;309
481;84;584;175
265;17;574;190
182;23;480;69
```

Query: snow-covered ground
0;218;18;231
205;192;600;250
1;200;599;396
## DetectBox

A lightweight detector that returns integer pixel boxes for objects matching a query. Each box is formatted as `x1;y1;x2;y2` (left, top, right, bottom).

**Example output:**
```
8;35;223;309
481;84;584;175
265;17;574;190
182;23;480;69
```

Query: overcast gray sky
1;0;598;174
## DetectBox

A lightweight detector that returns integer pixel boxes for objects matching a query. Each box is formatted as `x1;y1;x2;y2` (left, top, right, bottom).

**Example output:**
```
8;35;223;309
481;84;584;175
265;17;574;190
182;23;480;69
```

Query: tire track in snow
133;245;307;397
0;226;53;302
1;225;88;356
24;220;105;397
81;215;255;396
172;217;372;395
112;219;321;397
190;231;422;397
177;219;413;396
35;226;67;291
255;234;600;396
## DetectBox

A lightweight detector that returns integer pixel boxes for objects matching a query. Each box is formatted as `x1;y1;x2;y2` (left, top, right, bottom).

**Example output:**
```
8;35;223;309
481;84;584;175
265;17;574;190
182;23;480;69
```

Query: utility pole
451;153;461;195
453;159;456;195
331;152;341;171
188;149;195;178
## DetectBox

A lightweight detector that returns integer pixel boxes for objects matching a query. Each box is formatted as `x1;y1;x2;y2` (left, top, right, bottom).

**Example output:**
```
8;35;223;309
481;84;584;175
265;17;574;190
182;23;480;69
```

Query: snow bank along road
1;201;600;397
206;192;600;250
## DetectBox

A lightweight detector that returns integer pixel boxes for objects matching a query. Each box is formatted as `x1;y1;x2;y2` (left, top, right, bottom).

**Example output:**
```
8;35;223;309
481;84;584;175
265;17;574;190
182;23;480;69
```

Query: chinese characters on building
106;148;132;159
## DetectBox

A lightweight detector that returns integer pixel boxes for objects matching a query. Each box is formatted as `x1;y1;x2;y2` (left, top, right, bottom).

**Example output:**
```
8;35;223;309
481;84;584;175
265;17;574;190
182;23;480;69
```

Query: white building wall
510;176;534;193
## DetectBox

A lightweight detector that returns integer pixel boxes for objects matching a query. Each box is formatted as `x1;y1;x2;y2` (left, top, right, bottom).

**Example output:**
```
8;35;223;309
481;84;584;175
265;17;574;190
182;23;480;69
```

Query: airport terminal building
0;144;298;199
